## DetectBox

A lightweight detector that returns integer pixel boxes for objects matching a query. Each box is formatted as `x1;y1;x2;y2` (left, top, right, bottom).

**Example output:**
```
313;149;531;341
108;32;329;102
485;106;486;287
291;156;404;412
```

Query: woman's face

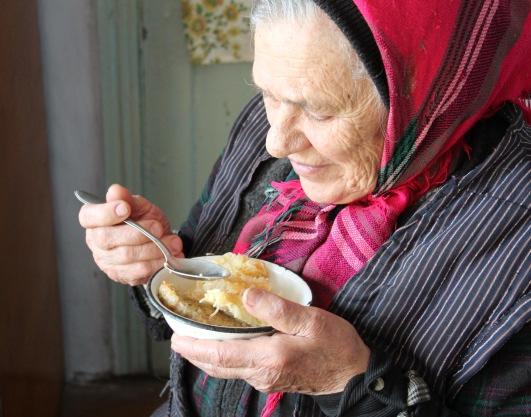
253;14;385;204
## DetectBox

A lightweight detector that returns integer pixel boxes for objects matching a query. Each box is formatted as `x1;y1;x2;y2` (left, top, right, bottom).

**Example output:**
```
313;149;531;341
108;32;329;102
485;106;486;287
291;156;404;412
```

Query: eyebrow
249;78;311;109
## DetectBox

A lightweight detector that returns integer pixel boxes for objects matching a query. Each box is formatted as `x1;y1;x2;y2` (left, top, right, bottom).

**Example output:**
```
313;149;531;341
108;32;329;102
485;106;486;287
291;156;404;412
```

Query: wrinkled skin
78;184;184;285
254;13;385;204
172;288;370;394
172;13;379;395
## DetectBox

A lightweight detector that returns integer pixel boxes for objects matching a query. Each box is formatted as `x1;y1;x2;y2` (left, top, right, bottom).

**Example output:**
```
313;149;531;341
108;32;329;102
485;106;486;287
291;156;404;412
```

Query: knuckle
93;253;110;274
128;278;145;287
92;227;111;249
116;245;135;263
271;300;291;320
134;262;153;279
78;205;97;227
79;205;102;227
78;208;86;227
306;308;327;334
274;354;290;371
149;220;163;237
270;346;293;372
267;339;285;361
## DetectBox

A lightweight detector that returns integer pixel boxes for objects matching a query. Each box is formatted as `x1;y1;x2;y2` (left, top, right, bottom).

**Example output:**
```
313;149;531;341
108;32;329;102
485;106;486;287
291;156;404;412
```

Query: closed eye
305;109;333;122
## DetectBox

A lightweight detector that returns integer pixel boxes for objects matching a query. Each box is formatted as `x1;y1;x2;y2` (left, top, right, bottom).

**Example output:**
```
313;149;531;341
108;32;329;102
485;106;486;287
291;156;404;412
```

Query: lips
289;159;327;177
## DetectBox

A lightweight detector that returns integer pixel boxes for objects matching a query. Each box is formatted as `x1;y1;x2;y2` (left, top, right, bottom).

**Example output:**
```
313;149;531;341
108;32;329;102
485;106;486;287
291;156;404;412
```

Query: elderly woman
79;0;530;416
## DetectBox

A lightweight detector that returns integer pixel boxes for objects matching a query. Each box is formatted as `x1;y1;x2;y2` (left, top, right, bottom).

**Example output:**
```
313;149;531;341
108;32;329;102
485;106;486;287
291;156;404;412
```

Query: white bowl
145;256;312;340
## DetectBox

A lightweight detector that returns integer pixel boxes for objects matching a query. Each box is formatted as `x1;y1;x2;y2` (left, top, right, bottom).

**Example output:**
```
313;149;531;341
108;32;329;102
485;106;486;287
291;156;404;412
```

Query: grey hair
250;0;320;27
250;0;366;78
250;0;387;129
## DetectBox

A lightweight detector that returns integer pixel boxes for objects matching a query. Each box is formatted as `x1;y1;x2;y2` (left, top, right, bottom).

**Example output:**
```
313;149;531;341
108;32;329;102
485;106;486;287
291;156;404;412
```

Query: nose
266;102;306;158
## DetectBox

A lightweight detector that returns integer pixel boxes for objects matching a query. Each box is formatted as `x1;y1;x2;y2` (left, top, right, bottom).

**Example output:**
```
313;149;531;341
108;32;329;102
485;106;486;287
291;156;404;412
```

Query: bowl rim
145;267;275;333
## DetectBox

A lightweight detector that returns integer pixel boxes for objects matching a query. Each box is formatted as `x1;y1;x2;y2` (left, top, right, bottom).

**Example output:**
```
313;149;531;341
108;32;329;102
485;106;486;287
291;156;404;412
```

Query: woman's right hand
78;184;184;286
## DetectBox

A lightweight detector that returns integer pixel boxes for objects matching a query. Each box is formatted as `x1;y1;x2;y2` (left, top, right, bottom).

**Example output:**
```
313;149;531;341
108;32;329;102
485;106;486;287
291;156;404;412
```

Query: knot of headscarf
233;146;456;308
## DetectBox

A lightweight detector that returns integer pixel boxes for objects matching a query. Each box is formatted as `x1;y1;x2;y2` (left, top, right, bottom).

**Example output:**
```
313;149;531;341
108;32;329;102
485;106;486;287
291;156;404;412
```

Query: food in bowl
147;254;312;339
158;281;245;327
158;253;272;327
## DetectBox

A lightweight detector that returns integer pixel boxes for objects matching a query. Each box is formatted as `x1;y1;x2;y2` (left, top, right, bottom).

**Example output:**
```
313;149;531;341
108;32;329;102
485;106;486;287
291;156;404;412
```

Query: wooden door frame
0;0;63;415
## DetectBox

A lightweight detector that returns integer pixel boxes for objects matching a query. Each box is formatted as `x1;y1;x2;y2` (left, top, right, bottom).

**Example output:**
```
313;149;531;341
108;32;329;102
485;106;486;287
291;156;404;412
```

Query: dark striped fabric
141;96;530;417
451;323;531;417
184;94;271;257
294;104;531;416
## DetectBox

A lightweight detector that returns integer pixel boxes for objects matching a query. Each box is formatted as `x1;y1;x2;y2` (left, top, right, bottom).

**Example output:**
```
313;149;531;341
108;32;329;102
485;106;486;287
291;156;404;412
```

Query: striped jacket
136;95;530;417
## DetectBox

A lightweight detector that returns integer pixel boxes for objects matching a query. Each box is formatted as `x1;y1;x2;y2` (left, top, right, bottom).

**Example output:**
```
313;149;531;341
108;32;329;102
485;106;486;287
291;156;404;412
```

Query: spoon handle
74;190;172;263
121;219;172;263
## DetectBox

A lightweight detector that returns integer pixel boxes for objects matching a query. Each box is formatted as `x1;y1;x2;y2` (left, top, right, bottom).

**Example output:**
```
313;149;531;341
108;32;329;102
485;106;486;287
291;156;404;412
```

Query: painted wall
39;0;255;380
140;0;255;227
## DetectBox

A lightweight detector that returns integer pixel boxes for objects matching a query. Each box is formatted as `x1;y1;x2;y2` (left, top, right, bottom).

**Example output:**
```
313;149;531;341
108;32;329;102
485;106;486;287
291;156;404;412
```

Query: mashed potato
158;253;271;327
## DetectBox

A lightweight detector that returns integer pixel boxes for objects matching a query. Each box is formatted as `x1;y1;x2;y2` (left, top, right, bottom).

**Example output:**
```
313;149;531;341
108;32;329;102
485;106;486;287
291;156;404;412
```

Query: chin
301;184;344;204
301;180;371;204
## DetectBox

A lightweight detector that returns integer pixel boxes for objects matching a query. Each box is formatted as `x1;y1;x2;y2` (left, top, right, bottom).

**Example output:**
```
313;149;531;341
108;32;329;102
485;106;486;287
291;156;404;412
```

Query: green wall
98;0;255;376
141;1;255;227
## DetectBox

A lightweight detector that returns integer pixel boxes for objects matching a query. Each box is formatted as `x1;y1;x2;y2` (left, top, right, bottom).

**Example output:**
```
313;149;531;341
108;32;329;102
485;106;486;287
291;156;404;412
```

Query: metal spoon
74;190;229;280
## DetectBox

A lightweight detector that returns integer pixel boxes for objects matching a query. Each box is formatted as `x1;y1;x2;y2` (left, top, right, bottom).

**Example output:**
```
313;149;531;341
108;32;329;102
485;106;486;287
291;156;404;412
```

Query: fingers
78;184;160;229
171;336;271;369
172;334;295;393
88;233;183;284
78;184;131;229
104;259;166;286
106;184;158;220
86;219;164;249
243;289;322;337
186;359;254;382
92;234;182;265
79;200;131;228
171;337;247;368
106;183;133;203
78;184;178;285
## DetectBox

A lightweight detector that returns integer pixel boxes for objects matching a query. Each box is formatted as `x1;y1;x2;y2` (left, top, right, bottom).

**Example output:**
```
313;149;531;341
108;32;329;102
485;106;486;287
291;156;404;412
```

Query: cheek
308;119;383;192
306;120;360;163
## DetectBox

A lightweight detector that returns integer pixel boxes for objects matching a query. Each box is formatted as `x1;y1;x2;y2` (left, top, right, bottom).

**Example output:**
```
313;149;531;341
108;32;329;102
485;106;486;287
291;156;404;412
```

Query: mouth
289;159;328;177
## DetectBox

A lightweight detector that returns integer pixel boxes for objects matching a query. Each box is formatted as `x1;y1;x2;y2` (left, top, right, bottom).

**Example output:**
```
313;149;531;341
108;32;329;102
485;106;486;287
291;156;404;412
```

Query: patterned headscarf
234;1;530;413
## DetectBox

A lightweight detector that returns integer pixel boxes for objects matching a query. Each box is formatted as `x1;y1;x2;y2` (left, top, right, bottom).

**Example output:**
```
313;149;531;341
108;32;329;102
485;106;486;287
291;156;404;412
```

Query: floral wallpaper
180;0;253;64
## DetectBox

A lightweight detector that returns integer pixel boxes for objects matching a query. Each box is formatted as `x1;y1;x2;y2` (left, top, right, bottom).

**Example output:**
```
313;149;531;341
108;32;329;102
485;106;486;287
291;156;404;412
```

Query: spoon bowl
74;190;230;281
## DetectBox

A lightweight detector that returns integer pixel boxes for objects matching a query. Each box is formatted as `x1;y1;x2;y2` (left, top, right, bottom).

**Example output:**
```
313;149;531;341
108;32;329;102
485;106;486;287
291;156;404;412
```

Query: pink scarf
233;151;455;308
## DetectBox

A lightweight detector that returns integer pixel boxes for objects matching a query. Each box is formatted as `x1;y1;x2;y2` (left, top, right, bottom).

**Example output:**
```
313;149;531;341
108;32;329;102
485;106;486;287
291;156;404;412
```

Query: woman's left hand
170;288;370;395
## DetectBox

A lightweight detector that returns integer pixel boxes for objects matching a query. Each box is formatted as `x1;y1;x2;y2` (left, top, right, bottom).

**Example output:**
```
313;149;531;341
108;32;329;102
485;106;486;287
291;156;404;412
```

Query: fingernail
243;288;263;307
115;203;128;217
